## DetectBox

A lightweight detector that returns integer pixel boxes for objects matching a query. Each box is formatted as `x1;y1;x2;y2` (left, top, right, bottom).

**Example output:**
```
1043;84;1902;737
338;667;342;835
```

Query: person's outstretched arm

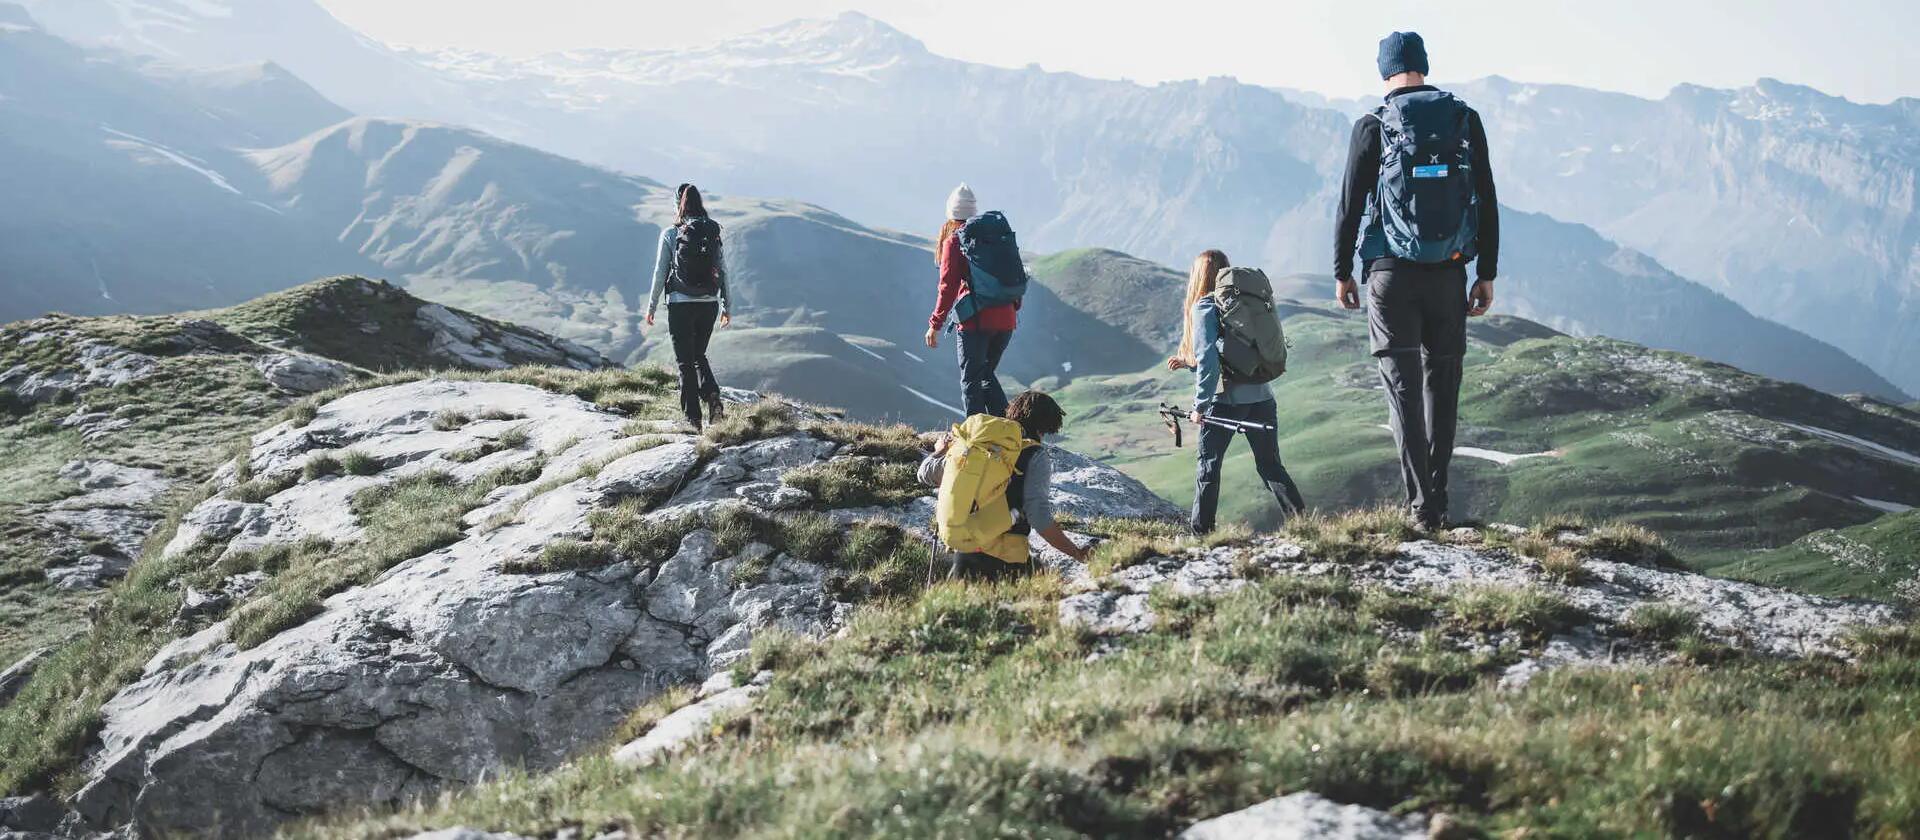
1021;450;1086;561
645;226;672;324
1334;115;1382;308
926;235;965;346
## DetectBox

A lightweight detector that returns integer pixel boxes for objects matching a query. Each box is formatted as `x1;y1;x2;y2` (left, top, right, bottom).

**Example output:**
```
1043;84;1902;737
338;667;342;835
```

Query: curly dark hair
1006;391;1066;439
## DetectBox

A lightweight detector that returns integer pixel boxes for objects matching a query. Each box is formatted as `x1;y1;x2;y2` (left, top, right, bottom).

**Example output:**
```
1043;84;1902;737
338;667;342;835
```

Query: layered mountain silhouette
5;4;1908;401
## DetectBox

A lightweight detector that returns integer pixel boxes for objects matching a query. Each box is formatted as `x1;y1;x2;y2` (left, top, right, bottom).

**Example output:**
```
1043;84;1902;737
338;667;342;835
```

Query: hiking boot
705;393;726;423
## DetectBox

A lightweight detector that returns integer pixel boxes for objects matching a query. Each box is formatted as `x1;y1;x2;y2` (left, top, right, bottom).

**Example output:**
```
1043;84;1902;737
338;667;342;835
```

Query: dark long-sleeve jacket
1334;85;1500;283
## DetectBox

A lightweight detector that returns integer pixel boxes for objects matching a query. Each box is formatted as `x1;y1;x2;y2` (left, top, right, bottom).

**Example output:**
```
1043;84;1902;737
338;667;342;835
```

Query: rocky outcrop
415;303;604;372
1061;531;1903;684
68;379;1172;838
612;671;769;768
32;461;174;590
0;339;160;407
253;353;353;394
1178;793;1427;840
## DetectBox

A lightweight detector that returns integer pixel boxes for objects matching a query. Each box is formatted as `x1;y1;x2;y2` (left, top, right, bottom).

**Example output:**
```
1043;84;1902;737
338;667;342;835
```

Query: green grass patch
807;420;927;463
431;409;472;432
1620;602;1700;643
1282;506;1421;565
705;400;797;447
1444;585;1583;640
340;450;381;477
780;457;922;509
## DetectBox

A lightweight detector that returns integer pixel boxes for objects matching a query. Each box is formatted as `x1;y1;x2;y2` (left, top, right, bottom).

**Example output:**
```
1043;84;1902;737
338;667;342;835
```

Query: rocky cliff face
50;378;1175;837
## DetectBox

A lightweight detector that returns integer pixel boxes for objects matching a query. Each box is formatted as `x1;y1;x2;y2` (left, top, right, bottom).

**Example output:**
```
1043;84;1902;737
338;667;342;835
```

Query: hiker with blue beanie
1333;31;1500;530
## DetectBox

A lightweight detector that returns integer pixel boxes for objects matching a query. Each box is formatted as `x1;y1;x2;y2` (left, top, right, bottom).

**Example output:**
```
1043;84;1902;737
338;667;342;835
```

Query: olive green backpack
1213;267;1289;383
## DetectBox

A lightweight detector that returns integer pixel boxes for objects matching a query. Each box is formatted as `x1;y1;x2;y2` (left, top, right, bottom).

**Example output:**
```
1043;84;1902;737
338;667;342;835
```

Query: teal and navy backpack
1364;90;1480;265
953;211;1029;323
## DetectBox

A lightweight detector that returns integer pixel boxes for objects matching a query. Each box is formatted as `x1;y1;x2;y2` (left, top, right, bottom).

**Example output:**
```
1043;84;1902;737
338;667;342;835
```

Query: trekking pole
1156;403;1276;434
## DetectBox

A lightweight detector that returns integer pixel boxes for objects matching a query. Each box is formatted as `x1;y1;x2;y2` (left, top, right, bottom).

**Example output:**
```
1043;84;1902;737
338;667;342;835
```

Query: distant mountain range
1;3;1905;405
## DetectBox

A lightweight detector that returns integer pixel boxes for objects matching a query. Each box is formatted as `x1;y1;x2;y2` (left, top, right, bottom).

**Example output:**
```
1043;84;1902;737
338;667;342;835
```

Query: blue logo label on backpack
1411;164;1449;179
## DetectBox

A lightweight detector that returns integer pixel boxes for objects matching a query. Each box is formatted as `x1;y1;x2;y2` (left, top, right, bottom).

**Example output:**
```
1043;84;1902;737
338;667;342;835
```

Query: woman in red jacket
924;183;1018;418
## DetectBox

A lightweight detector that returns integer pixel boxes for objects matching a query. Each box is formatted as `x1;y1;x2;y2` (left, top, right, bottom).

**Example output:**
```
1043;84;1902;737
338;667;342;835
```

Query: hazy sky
318;0;1916;103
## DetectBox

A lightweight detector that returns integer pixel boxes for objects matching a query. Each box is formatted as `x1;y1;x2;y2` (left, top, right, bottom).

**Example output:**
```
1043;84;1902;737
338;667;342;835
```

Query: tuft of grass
284;400;320;427
502;539;617;575
431;409;471;432
780;457;923;509
232;472;297;504
1282;506;1419;565
808;420;927;463
1620;603;1700;643
705;400;797;447
1509;534;1586;583
1843;622;1920;661
1445;584;1582;640
340;450;381;477
1582;523;1679;569
497;425;531;450
302;452;341;480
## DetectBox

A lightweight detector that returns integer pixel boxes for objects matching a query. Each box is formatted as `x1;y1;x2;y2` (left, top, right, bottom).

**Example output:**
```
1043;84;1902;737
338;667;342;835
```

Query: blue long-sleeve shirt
646;223;731;318
1190;297;1273;414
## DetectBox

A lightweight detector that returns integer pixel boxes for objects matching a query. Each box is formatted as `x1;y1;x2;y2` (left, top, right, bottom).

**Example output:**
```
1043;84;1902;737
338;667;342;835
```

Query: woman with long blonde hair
1167;250;1306;533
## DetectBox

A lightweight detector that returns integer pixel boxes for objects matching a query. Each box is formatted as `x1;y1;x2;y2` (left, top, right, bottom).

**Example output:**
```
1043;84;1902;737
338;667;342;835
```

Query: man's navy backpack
1369;90;1480;264
667;217;723;296
953;211;1028;323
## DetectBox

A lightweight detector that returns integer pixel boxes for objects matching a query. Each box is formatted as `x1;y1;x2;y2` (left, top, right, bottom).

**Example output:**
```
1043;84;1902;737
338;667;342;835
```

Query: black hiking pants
955;328;1012;418
1191;398;1307;534
1366;263;1470;524
667;301;722;428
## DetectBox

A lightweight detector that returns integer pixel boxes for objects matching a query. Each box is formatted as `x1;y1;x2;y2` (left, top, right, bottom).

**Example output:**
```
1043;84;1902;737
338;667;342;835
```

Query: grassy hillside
1052;285;1920;601
1714;511;1920;602
305;539;1920;838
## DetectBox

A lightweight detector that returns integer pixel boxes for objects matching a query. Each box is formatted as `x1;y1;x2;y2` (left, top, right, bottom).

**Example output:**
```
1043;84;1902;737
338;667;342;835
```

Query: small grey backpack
1213;267;1289;383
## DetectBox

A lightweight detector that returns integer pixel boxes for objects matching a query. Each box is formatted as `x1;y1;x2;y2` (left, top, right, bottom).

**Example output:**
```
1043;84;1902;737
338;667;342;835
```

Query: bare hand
1468;280;1494;317
1337;278;1362;310
719;313;732;328
643;313;655;328
1166;356;1191;371
924;327;939;349
1189;411;1204;426
932;434;952;455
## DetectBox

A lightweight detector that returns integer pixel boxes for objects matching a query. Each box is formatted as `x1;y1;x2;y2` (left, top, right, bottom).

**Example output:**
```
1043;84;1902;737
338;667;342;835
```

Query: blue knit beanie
1377;31;1429;79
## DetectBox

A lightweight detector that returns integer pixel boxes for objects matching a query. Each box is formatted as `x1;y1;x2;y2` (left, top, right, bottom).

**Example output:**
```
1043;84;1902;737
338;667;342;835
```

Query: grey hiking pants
1366;263;1470;522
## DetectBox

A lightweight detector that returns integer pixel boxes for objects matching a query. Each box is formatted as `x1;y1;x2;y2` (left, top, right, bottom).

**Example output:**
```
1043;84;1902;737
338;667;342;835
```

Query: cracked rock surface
68;379;1172;838
1062;534;1905;682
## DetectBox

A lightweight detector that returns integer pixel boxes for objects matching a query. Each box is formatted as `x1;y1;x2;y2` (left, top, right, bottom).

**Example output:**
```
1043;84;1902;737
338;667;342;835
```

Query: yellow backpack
935;414;1037;565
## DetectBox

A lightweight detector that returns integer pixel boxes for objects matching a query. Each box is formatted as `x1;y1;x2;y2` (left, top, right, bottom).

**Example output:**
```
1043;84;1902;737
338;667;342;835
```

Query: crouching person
920;391;1090;580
